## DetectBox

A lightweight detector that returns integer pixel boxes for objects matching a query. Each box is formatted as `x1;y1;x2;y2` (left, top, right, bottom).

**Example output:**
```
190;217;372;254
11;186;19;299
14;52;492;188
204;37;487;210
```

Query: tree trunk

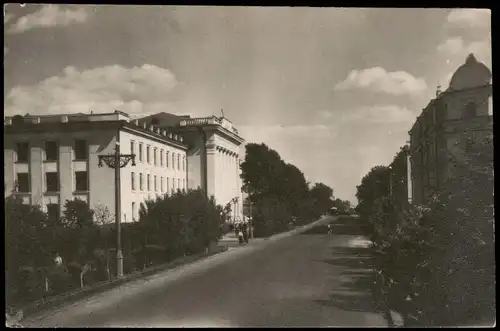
105;239;110;281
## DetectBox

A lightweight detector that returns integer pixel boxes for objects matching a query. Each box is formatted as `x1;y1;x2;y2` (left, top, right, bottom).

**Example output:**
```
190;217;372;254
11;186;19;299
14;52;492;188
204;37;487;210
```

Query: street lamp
98;140;136;278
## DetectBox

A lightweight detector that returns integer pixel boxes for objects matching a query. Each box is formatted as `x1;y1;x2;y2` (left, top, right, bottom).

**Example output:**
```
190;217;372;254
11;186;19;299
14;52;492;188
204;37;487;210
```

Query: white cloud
446;9;491;29
334;67;427;96
4;64;179;116
8;4;88;34
343;105;416;124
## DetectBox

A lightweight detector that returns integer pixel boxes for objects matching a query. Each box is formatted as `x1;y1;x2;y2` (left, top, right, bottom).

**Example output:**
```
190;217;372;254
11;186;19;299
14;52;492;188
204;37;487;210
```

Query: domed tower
448;53;491;92
441;53;492;120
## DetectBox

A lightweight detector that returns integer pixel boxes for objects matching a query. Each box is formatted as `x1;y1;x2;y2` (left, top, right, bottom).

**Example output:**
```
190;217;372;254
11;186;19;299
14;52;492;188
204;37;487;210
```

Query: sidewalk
23;216;329;325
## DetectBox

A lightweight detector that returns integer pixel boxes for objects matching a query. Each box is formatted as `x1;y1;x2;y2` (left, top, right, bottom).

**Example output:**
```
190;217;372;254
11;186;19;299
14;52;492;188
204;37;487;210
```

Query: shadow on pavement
312;217;385;318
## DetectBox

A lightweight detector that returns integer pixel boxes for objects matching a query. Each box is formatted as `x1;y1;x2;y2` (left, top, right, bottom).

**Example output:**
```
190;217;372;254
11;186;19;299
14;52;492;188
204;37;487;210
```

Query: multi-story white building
4;111;188;223
4;110;246;223
137;112;246;222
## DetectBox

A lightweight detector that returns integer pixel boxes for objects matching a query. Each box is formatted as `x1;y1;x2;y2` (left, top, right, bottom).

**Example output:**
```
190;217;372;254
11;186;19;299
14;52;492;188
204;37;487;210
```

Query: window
154;175;157;192
45;141;58;161
16;173;29;193
160;150;164;167
74;139;88;160
178;179;180;192
131;141;135;155
154;148;157;166
183;179;186;191
146;145;151;163
167;177;170;193
173;178;176;191
172;153;175;169
16;142;29;163
463;101;477;119
131;172;136;190
46;172;59;192
139;143;143;162
161;177;164;192
166;151;170;168
147;174;150;191
140;173;144;191
47;204;60;222
177;155;180;170
132;202;136;222
183;156;186;171
75;171;88;191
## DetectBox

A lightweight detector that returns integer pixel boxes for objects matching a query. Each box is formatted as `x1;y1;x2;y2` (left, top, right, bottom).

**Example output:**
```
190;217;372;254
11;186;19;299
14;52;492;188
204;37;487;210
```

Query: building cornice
4;120;189;150
122;123;188;150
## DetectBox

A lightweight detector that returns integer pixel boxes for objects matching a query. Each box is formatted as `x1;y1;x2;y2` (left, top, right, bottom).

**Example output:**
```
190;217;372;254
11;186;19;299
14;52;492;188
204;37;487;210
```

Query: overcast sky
4;5;492;203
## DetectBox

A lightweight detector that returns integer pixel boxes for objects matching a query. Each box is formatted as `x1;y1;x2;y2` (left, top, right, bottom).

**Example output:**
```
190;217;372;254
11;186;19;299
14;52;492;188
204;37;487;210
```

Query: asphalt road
24;216;387;327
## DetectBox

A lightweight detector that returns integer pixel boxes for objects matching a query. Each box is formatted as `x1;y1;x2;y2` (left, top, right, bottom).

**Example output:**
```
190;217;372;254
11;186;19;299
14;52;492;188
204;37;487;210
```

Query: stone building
4;110;245;223
408;54;493;205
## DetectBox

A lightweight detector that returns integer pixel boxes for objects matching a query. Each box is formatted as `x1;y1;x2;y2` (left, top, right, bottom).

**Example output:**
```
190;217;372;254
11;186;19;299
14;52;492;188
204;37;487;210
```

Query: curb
16;246;228;319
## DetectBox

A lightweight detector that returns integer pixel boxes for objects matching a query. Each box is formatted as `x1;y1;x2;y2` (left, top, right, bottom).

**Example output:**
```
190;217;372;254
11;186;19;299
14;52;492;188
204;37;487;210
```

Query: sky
3;5;492;204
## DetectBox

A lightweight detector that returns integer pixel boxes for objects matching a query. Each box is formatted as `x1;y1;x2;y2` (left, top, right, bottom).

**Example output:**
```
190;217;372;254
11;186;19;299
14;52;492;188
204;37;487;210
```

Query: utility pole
98;133;136;278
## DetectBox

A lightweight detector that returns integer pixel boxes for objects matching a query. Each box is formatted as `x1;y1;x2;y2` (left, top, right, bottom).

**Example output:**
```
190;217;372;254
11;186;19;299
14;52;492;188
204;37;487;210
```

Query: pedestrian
54;252;63;267
238;229;244;245
243;224;249;243
327;224;332;236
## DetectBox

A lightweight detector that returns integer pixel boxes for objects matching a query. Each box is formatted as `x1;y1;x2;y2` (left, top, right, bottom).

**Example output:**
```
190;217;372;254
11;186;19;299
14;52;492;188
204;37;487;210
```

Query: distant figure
238;230;244;244
327;224;332;236
54;253;63;267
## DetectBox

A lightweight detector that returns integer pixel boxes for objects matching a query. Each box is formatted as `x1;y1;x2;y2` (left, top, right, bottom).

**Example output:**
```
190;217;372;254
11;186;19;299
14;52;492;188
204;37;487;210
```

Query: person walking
327;224;332;236
238;229;244;245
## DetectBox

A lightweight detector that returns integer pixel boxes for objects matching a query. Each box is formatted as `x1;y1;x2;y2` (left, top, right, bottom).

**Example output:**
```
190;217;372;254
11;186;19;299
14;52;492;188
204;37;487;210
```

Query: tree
356;165;391;224
5;195;54;304
240;143;289;199
309;182;334;214
332;198;352;213
93;204;114;280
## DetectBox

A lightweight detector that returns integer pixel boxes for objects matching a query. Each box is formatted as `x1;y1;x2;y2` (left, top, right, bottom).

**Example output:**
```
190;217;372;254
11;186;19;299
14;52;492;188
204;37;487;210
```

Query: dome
448;54;491;91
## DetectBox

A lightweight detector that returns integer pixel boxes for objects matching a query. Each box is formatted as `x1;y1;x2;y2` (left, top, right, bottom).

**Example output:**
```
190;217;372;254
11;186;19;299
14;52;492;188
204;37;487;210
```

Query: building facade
408;54;493;205
4;111;188;223
137;113;245;223
4;110;246;224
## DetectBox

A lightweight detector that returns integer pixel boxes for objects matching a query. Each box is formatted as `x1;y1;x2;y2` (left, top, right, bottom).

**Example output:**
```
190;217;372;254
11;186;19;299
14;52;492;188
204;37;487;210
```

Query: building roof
447;53;492;92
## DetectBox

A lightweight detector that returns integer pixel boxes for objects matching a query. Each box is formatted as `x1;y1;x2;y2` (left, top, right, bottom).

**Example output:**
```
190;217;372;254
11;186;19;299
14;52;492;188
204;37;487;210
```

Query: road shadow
300;216;369;236
314;231;386;318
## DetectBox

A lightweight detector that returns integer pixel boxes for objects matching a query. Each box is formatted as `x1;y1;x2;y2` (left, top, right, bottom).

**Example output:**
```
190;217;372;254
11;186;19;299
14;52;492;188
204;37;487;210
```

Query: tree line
240;143;340;236
5;188;226;309
355;129;494;326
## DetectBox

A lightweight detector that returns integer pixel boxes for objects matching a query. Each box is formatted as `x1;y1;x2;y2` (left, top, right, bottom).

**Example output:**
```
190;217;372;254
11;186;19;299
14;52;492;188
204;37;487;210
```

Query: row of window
131;172;185;193
15;171;88;193
15;140;88;163
130;141;185;171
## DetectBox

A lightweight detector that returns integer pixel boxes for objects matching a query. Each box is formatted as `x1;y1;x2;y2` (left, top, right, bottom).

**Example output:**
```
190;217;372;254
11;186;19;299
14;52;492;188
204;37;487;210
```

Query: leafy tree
309;182;334;214
355;165;390;229
93;204;114;280
5;195;54;304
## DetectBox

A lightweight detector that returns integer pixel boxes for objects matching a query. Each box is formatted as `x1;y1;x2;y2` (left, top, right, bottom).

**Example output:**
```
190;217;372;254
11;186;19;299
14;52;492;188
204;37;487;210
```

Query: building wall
210;132;243;221
119;130;188;223
409;85;492;205
4;128;118;218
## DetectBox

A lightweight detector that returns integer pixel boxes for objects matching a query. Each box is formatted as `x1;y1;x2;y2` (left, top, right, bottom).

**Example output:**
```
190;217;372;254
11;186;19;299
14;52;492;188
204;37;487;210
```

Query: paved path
24;216;387;327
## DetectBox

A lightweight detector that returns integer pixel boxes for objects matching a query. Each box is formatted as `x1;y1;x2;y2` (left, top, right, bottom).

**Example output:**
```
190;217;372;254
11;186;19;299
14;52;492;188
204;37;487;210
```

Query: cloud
4;64;179;116
343;105;416;124
4;13;14;24
437;36;491;70
446;8;491;29
8;4;88;34
334;67;427;96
